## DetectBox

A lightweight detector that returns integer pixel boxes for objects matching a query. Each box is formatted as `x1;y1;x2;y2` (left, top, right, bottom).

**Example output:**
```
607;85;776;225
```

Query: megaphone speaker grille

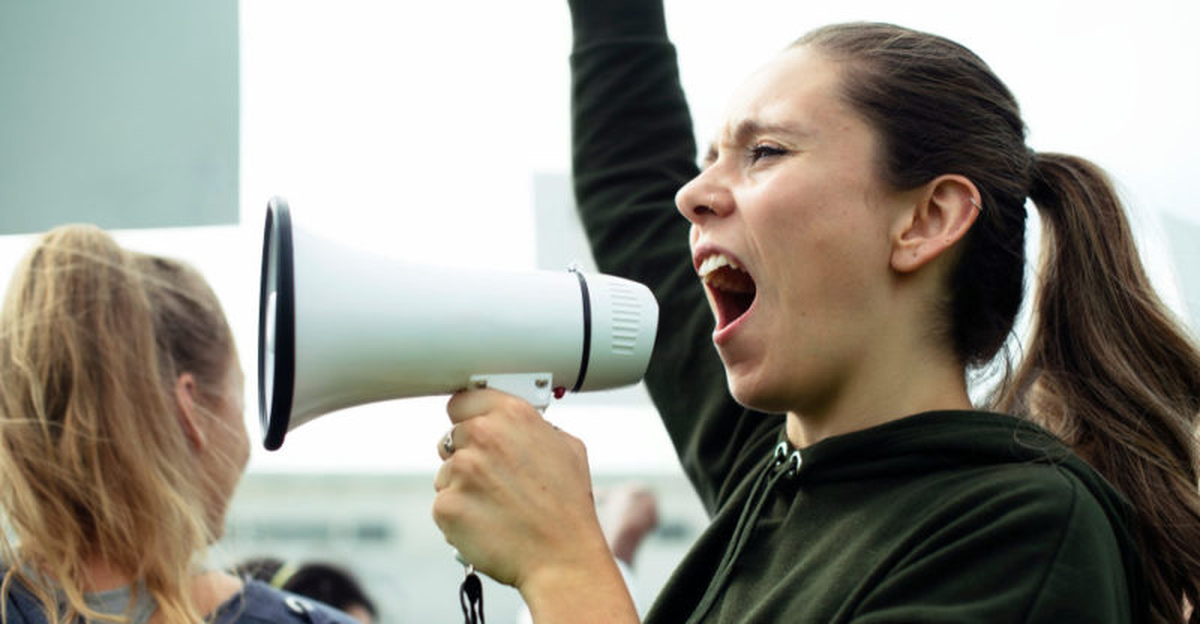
607;281;644;355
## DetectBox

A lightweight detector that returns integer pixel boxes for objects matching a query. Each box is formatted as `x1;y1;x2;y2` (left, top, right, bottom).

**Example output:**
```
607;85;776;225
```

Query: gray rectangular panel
0;0;238;234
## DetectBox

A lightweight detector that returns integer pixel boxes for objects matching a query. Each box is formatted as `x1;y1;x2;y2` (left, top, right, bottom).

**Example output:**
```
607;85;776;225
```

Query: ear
890;175;982;274
174;372;207;451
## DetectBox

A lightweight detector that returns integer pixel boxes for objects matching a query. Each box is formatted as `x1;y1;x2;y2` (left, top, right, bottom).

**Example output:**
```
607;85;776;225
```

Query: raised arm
569;0;781;511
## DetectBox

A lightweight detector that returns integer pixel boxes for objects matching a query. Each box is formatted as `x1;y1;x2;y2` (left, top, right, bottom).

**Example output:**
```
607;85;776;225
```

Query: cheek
217;401;251;473
233;416;251;469
758;197;890;318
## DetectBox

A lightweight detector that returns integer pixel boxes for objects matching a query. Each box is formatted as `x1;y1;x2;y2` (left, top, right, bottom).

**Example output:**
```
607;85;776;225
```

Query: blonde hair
0;225;237;622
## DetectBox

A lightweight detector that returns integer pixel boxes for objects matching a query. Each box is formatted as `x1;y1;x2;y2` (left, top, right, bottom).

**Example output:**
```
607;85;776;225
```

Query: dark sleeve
214;582;361;624
850;470;1134;624
1;579;45;624
569;0;782;513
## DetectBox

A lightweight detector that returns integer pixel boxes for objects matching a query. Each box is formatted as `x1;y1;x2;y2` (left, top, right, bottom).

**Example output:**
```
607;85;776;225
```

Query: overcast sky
1;0;1197;475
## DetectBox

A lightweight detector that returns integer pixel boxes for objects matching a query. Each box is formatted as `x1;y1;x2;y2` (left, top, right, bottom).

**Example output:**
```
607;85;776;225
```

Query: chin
726;373;792;414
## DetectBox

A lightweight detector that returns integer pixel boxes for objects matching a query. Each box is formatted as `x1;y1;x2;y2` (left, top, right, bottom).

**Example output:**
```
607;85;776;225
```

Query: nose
675;172;732;225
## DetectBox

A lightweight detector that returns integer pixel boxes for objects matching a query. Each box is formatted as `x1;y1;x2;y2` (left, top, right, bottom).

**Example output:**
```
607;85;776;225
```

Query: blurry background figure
234;557;378;624
596;484;660;570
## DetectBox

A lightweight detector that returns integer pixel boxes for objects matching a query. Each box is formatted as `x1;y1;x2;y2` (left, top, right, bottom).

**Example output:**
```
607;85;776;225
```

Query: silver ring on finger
442;428;456;455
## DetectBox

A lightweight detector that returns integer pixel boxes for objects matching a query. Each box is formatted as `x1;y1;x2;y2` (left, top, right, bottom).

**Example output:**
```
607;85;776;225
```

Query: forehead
713;46;857;145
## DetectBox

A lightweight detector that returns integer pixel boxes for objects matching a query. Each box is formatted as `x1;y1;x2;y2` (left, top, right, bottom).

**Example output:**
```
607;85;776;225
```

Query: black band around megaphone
570;267;592;394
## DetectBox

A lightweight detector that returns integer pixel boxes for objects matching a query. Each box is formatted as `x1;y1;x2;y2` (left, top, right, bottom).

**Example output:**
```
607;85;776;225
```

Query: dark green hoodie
567;0;1147;621
641;411;1144;622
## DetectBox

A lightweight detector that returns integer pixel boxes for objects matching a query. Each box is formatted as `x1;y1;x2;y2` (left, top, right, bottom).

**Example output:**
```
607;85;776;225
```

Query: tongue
708;267;756;327
707;266;755;294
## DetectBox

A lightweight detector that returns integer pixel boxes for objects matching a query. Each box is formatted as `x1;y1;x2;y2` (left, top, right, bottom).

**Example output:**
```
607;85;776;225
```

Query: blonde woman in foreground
0;225;357;623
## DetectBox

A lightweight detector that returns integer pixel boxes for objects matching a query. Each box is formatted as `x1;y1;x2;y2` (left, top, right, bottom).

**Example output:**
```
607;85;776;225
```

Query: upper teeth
698;253;742;278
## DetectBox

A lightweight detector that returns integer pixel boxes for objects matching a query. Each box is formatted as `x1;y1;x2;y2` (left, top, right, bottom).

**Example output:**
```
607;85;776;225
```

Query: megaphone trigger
466;373;554;411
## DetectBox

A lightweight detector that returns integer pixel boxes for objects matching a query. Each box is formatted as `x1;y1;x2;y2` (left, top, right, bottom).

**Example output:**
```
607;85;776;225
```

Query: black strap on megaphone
459;565;485;624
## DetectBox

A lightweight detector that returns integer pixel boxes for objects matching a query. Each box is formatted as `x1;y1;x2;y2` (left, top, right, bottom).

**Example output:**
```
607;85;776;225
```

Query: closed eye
748;144;788;163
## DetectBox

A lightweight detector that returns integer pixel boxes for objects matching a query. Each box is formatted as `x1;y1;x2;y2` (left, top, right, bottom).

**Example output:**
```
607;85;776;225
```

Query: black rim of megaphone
259;197;296;451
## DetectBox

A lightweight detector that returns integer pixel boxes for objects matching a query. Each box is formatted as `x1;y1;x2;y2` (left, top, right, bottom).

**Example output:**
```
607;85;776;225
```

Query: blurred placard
0;0;238;233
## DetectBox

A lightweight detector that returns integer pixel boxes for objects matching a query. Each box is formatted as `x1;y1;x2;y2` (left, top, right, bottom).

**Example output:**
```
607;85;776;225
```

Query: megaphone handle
451;372;556;623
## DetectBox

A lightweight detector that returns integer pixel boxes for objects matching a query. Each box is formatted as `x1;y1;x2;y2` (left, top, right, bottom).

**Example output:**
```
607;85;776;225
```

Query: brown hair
798;23;1200;623
0;225;236;622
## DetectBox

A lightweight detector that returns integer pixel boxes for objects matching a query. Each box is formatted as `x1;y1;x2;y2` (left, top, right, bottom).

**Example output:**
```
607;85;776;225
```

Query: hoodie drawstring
685;441;802;624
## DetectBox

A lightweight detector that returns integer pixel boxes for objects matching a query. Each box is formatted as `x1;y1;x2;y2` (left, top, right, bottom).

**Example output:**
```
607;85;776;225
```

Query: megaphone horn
257;197;659;450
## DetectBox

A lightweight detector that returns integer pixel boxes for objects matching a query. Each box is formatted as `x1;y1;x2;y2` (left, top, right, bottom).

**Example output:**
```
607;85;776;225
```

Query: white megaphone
258;197;659;450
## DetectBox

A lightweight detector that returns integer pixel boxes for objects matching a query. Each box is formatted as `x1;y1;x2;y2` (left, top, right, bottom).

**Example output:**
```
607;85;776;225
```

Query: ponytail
1004;152;1200;623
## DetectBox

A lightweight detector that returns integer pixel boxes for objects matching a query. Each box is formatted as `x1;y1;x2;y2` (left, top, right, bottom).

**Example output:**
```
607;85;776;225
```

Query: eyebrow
702;119;813;167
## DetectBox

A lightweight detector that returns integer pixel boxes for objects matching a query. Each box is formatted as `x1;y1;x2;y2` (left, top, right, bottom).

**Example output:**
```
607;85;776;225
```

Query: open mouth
698;253;757;330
